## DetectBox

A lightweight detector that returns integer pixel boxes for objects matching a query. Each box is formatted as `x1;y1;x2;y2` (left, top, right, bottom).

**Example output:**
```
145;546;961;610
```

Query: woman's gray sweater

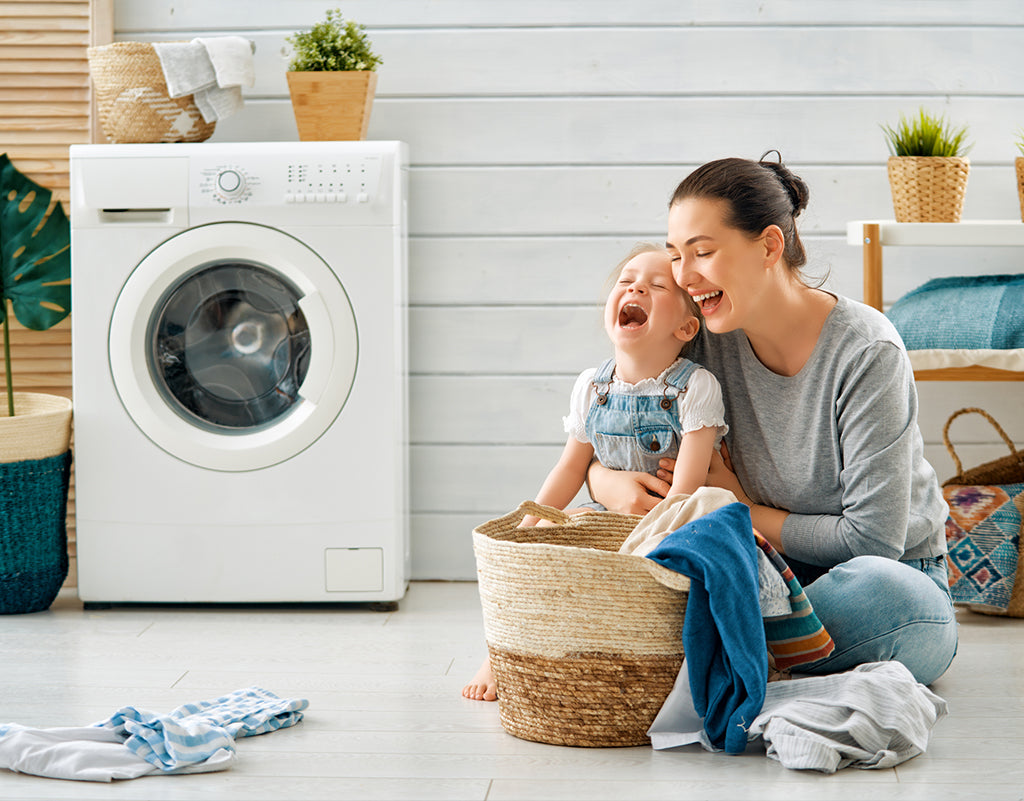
690;295;948;567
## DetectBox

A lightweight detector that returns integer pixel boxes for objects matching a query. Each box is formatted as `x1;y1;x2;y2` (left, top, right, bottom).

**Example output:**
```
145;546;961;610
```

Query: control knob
216;169;246;198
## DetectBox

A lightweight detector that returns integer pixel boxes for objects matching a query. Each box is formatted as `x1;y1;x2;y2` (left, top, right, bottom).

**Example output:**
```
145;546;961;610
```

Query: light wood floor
1;582;1022;800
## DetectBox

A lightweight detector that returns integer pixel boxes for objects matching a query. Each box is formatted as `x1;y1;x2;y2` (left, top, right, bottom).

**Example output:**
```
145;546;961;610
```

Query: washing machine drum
110;222;357;471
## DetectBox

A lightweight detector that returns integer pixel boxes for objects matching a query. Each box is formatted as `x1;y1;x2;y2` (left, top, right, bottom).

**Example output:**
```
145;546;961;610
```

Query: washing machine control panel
283;155;382;205
191;154;385;212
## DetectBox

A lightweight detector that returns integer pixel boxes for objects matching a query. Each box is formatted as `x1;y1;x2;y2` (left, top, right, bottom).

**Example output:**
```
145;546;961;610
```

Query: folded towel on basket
152;36;254;122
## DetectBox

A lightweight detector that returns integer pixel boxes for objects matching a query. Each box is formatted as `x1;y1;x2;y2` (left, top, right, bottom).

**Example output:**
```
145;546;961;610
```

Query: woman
589;154;957;685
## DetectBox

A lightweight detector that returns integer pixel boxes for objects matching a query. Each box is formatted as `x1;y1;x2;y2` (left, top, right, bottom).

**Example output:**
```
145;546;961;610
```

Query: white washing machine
69;141;408;604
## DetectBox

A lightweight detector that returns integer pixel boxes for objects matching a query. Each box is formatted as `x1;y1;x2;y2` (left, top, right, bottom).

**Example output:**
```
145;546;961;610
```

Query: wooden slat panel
0;30;90;45
0;118;89;133
0;88;89;101
3;0;106;590
0;2;89;15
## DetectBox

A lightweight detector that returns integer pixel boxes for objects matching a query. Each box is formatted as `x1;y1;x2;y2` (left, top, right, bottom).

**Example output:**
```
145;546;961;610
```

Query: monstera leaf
0;153;72;414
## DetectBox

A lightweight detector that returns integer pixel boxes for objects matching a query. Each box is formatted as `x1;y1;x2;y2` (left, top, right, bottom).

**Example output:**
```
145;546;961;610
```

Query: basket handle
513;500;573;527
942;407;1020;477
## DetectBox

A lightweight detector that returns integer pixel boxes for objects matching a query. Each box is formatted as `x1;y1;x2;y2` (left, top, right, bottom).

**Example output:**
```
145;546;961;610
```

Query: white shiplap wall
114;0;1024;578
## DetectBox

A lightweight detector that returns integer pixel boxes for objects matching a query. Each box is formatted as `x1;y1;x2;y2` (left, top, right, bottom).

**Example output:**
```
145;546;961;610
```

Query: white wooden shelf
847;220;1024;382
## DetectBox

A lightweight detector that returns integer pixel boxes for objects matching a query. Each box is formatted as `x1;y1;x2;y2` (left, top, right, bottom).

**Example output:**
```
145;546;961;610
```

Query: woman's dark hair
669;151;810;271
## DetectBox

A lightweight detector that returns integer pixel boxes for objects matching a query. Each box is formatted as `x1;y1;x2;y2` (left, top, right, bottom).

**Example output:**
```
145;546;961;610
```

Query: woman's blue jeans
785;554;958;686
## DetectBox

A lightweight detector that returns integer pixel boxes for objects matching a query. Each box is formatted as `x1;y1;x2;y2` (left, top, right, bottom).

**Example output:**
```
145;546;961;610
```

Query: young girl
462;243;727;701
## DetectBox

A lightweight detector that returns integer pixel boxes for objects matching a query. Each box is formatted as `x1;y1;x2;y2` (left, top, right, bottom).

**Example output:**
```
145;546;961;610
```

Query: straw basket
942;408;1024;618
472;501;690;747
887;156;970;222
87;42;216;143
1;393;73;614
1016;158;1024;223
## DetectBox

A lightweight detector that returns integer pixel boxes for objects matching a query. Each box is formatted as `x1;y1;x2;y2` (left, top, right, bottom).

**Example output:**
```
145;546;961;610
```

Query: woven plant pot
473;501;689;747
1016;157;1024;223
286;71;377;141
87;42;216;143
1;393;73;614
887;156;970;222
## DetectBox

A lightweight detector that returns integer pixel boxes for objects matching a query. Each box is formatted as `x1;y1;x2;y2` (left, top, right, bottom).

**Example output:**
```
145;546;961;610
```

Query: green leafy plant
881;108;972;158
1015;128;1024;157
286;8;382;72
0;154;71;417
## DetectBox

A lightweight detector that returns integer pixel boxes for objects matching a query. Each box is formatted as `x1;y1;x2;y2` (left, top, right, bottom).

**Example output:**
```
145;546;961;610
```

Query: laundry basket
87;42;215;143
472;501;689;747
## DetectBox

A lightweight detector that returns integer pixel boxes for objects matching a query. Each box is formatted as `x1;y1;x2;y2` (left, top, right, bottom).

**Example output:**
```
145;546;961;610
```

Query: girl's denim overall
584;357;700;477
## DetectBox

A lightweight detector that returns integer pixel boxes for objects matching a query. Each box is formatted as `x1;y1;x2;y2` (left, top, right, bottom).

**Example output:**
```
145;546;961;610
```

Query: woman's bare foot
461;657;497;701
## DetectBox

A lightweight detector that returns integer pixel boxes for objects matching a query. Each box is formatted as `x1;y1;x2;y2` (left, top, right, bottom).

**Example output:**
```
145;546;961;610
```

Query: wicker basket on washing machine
87;42;215;143
472;501;689;747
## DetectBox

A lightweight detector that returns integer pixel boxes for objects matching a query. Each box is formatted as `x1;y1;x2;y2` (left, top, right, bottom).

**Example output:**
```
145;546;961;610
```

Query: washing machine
69;141;409;604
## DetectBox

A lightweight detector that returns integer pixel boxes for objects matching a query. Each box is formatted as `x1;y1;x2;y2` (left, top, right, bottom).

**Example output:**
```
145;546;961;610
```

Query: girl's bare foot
461;657;497;701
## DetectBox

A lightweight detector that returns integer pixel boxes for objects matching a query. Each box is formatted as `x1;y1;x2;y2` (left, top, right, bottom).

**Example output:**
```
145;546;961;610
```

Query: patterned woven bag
942;408;1024;617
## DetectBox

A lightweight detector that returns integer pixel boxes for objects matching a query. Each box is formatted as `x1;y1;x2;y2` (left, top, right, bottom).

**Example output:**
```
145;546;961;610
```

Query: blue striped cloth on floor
95;687;308;772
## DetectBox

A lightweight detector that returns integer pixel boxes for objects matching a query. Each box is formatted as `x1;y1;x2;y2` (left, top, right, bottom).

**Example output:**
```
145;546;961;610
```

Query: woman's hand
706;442;751;504
587;461;670;515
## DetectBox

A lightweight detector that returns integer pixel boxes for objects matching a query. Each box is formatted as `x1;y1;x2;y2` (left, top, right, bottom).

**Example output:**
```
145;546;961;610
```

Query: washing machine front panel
109;222;358;471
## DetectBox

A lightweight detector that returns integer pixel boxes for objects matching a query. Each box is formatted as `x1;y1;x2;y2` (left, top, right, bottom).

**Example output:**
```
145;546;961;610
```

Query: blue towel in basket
887;274;1024;351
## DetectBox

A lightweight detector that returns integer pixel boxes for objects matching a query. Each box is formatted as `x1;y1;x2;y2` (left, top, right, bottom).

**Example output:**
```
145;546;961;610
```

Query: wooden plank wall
1;0;112;587
108;1;1024;579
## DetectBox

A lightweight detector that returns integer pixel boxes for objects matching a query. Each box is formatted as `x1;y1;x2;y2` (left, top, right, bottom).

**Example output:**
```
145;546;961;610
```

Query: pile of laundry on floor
621;489;949;772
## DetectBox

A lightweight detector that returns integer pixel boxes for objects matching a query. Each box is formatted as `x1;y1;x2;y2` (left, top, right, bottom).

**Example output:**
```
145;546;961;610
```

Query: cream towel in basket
153;36;254;122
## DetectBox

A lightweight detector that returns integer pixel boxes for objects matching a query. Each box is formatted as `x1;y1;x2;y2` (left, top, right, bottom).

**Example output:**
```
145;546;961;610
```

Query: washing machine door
109;222;357;471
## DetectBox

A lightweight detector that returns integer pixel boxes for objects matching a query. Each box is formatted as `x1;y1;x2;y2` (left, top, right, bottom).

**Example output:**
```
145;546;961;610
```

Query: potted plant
285;8;383;141
881;108;972;222
0;154;73;614
1015;128;1024;222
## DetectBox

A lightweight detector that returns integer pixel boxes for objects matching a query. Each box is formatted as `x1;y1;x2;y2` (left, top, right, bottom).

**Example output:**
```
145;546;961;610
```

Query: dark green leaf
0;153;71;331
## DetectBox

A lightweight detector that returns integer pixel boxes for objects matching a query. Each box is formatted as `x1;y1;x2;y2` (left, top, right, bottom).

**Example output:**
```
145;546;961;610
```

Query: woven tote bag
942;408;1024;618
473;501;690;747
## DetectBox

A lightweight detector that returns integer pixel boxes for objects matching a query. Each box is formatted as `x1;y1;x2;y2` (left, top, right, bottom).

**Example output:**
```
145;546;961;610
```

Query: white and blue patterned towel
0;687;308;781
96;687;309;772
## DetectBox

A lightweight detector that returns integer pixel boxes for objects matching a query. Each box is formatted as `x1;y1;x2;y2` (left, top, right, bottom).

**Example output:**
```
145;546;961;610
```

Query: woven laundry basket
0;394;74;614
887;156;970;222
473;501;690;747
87;42;215;143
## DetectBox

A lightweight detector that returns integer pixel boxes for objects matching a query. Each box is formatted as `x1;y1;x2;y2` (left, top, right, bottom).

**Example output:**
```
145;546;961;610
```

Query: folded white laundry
196;36;255;90
152;36;254;123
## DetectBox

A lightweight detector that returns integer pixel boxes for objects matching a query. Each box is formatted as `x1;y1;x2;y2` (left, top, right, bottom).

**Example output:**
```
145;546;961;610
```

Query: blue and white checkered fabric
94;687;308;772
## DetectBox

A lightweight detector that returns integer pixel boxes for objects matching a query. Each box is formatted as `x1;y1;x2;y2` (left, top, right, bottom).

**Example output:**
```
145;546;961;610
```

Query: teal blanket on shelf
887;274;1024;351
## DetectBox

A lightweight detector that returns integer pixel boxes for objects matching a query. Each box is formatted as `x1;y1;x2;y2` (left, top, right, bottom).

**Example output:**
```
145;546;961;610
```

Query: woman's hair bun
759;151;809;216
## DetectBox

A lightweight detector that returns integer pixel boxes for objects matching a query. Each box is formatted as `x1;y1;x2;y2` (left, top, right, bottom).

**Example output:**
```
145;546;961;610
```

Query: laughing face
666;197;775;334
604;249;700;358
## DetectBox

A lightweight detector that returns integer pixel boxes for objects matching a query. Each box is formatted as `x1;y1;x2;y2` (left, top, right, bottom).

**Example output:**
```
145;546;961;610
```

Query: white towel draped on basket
153;36;255;122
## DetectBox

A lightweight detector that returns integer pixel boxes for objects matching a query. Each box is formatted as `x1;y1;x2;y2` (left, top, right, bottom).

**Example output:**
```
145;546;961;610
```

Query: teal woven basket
0;451;72;614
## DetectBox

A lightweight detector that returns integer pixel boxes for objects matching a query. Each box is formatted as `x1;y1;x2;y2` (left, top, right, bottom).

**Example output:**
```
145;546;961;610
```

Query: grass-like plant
881;108;972;158
1015;128;1024;157
287;8;382;72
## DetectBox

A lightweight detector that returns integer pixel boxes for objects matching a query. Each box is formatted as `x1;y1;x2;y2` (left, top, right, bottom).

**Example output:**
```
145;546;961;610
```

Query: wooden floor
1;582;1022;800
